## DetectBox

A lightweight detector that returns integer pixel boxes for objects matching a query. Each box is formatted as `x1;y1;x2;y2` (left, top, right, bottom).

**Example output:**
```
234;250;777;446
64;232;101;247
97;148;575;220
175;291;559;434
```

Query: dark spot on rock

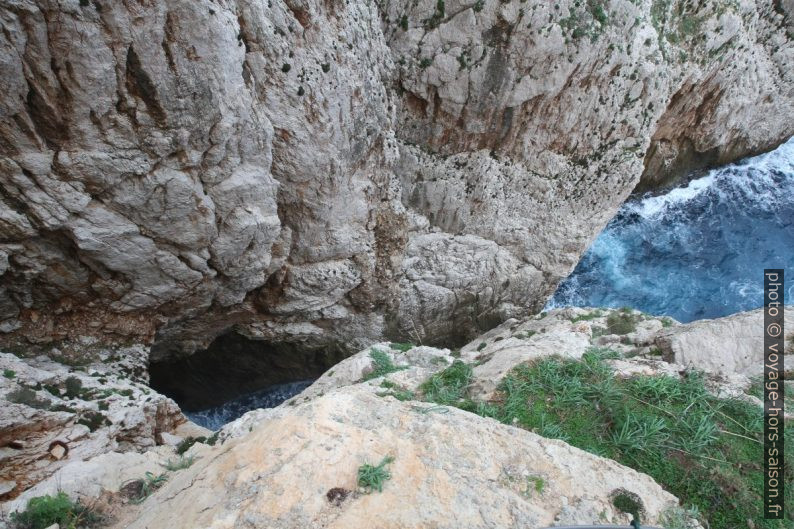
326;487;350;506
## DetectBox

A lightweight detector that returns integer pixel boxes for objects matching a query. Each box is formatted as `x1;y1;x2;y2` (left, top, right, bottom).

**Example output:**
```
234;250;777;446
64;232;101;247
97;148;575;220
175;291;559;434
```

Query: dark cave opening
149;332;346;412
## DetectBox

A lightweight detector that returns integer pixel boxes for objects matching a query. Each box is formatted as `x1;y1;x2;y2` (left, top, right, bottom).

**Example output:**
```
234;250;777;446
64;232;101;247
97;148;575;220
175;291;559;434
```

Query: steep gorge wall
0;0;791;358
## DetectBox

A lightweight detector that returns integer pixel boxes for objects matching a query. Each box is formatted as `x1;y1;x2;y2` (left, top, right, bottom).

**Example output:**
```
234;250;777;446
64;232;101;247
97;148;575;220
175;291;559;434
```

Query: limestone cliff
0;0;792;357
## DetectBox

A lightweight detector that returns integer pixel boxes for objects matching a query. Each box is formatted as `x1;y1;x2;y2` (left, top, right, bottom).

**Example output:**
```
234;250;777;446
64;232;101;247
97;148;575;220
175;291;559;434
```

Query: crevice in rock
149;331;346;412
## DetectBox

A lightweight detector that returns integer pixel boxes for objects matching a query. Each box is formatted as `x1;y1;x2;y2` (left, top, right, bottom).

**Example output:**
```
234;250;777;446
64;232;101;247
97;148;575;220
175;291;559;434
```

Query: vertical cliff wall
0;0;791;357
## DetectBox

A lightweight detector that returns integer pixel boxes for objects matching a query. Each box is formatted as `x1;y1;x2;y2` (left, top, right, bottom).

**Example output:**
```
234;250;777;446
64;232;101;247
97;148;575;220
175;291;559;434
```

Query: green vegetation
377;380;415;401
8;387;50;409
661;317;674;328
389;342;414;352
420;350;792;528
605;311;637;334
473;0;484;13
164;454;196;471
10;492;101;529
399;14;408;31
357;455;395;493
281;63;291;73
419;360;472;405
76;411;109;432
476;342;487;351
362;349;406;381
64;376;84;399
570;310;603;322
176;436;206;455
3;368;15;379
130;472;168;504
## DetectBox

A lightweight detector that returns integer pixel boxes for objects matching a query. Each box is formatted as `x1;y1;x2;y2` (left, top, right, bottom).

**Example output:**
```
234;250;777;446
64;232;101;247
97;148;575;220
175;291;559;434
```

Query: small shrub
419;57;432;69
281;63;291;73
3;369;15;379
64;376;84;399
606;312;637;335
8;387;50;409
77;411;108;432
476;342;487;351
176;436;207;455
473;0;484;12
321;62;330;73
357;455;395;493
399;14;408;30
10;492;101;529
164;454;196;471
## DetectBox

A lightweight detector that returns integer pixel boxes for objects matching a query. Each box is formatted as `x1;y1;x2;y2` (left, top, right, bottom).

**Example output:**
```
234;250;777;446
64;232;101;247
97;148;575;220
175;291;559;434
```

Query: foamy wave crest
547;136;794;322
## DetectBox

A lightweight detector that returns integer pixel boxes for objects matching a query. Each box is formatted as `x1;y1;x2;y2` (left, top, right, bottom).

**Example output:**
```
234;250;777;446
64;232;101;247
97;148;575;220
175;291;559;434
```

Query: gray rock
0;0;791;356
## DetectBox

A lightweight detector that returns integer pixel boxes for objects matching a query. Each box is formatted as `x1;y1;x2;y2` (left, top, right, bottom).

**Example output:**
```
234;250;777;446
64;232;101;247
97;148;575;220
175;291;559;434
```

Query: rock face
120;388;680;529
2;307;771;527
0;0;792;357
0;347;188;500
654;306;794;377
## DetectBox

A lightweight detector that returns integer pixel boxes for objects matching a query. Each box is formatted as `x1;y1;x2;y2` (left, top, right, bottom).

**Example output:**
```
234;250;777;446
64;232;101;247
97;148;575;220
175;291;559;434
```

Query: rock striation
0;0;792;357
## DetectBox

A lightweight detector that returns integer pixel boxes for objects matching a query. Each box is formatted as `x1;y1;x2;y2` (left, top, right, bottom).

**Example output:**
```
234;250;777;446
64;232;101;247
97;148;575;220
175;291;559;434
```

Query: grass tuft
163;454;196;471
357;456;395;493
362;349;406;381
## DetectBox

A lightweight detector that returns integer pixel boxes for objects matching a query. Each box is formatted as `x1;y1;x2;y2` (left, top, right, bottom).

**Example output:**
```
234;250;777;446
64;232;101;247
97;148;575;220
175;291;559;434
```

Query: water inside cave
149;332;344;430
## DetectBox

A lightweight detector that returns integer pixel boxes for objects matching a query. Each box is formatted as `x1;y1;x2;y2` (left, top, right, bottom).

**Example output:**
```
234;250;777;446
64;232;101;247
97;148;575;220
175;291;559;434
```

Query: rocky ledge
1;306;790;528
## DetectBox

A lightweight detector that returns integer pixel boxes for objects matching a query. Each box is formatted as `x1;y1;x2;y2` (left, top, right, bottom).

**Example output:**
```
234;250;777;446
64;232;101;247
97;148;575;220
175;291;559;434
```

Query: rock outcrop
3;306;778;527
1;0;792;357
0;346;199;500
654;306;794;377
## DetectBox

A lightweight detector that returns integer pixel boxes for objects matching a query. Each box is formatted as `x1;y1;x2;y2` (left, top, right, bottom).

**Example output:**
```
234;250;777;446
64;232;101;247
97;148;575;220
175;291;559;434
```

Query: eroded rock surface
0;347;189;500
1;0;792;357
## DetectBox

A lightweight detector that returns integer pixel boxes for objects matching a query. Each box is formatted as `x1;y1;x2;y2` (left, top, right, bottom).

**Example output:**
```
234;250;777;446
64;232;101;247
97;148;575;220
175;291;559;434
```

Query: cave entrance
149;332;345;427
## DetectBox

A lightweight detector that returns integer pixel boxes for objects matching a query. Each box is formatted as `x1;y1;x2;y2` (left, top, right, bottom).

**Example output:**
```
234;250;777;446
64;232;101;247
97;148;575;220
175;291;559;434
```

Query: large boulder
120;387;680;529
654;306;794;377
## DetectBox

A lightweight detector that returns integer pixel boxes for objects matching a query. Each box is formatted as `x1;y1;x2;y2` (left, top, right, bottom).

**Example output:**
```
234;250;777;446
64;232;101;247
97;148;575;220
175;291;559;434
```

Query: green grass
377;380;416;401
419;360;472;405
357;456;395;493
362;349;407;381
163;454;196;471
3;369;15;379
10;492;102;529
389;342;414;352
570;310;603;322
420;351;792;528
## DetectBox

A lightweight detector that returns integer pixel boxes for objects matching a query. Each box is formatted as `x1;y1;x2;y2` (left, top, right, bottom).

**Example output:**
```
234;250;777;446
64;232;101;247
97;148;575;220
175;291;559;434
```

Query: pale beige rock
2;450;166;515
654;307;794;377
120;388;681;529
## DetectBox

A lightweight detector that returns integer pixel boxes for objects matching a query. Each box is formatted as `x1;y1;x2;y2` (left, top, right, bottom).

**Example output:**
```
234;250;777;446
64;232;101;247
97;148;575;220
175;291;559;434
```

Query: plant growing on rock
357;455;395;493
129;472;168;504
361;349;406;381
164;454;196;471
10;492;102;529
